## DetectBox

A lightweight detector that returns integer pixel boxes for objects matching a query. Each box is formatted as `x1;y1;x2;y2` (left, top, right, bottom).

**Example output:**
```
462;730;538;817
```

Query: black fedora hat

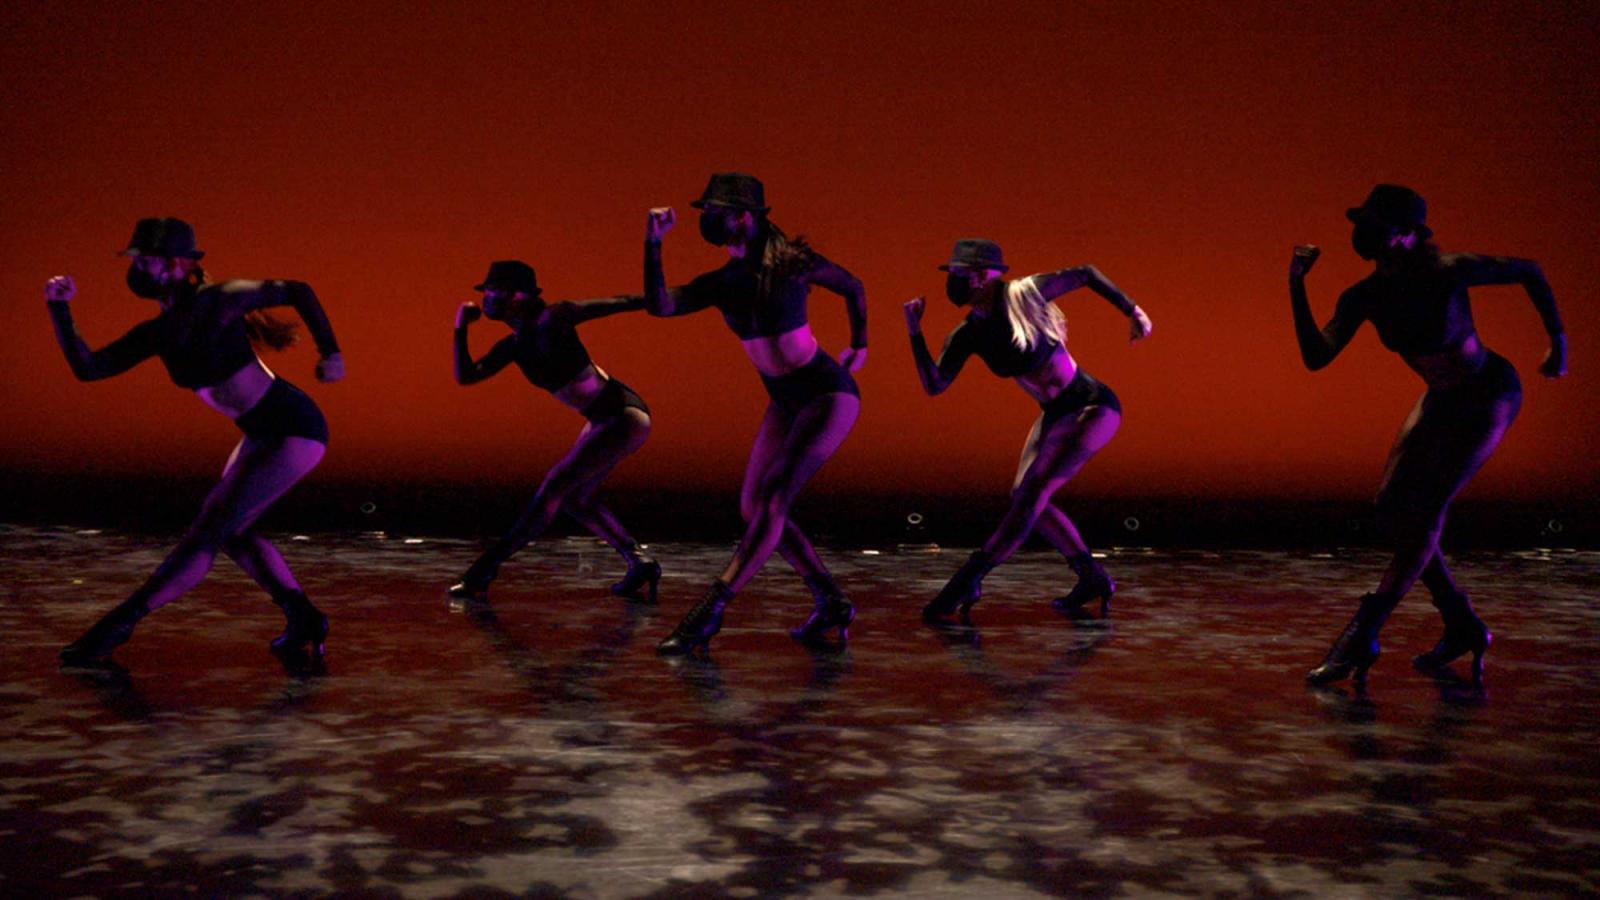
473;260;540;295
1346;184;1433;239
119;217;204;260
938;238;1008;272
690;172;770;213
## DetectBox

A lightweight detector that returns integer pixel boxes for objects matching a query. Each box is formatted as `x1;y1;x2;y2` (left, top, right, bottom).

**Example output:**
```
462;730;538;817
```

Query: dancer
447;260;659;602
50;217;343;669
1292;184;1566;687
644;173;867;654
906;239;1152;622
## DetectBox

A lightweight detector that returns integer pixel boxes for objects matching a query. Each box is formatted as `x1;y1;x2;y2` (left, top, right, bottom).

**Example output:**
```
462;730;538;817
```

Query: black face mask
125;264;168;299
945;273;972;306
699;211;735;246
1350;220;1388;260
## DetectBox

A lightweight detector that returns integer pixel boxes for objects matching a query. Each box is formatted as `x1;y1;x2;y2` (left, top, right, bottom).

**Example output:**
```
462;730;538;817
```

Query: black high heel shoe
270;590;329;657
792;574;855;644
59;599;149;671
611;557;662;603
1412;590;1491;684
791;594;855;644
922;551;995;623
657;580;734;656
1052;553;1115;616
1306;593;1396;687
447;576;491;604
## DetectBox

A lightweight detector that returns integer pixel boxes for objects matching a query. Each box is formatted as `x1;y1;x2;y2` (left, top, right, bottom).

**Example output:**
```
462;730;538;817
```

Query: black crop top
673;258;810;339
645;239;867;346
943;303;1062;378
1333;255;1480;355
478;305;594;391
48;279;340;389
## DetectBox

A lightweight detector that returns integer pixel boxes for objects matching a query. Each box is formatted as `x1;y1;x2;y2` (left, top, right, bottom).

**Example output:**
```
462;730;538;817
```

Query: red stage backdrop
3;2;1596;502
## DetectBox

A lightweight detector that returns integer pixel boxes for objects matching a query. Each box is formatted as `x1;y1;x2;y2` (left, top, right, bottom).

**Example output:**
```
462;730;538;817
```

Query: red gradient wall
3;2;1596;502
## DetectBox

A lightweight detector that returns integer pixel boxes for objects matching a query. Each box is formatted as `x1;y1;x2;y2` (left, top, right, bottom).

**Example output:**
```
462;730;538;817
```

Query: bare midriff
1405;333;1488;391
1018;347;1081;405
551;364;610;411
200;358;276;419
740;324;822;378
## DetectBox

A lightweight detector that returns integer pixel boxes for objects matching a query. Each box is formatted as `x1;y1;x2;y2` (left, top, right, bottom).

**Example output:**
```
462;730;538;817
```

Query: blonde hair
1002;276;1066;352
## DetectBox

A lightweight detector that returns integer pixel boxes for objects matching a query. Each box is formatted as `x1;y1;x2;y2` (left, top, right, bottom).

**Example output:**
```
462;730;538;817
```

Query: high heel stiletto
1306;593;1396;687
59;599;149;670
270;590;329;657
447;576;491;604
611;557;661;603
657;580;734;656
791;594;855;644
1412;590;1491;684
1052;554;1115;616
923;551;995;623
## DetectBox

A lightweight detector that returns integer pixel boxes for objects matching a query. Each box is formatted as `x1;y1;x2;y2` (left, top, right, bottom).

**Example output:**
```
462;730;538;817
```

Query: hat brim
938;262;1008;272
690;199;770;213
1344;208;1432;239
119;247;204;260
473;282;540;294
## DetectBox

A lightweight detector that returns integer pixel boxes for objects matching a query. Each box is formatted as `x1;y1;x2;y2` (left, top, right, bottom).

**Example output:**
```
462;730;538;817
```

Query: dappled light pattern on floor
2;526;1596;896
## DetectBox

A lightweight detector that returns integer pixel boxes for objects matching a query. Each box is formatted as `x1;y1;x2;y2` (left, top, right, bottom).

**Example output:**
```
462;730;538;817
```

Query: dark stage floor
2;526;1597;896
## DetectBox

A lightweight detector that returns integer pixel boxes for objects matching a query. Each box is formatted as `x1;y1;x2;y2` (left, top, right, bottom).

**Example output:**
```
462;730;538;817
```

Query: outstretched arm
44;276;157;381
904;296;972;395
1449;252;1567;377
560;294;648;325
1288;245;1362;371
1032;265;1151;343
453;303;516;386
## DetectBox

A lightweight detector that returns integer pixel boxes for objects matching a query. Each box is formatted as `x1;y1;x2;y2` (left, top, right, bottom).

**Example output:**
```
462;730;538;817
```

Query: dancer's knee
1375;489;1443;542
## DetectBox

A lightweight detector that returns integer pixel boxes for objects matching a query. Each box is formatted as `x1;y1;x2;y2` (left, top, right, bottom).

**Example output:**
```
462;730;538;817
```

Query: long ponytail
1002;276;1067;352
192;265;300;351
757;219;815;301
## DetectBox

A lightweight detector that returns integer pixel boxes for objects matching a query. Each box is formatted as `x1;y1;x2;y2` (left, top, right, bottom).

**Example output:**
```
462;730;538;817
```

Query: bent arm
226;280;342;355
454;331;516;386
1292;280;1362;371
910;323;972;395
1033;265;1137;314
47;302;156;381
810;254;868;348
643;242;677;316
1451;253;1564;338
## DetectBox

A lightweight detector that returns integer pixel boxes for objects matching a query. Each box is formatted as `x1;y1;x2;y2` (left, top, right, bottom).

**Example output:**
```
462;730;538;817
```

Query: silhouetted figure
50;217;344;670
906;239;1152;623
448;260;659;603
643;173;868;654
1291;185;1567;687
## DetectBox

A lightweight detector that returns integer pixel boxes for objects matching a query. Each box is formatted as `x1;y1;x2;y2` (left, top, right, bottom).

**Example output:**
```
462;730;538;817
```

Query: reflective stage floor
2;526;1597;896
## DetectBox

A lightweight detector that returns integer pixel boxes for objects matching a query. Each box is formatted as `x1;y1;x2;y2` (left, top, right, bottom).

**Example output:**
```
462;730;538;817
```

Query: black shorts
760;350;860;416
1040;368;1121;431
1423;349;1522;420
235;377;329;444
579;377;650;424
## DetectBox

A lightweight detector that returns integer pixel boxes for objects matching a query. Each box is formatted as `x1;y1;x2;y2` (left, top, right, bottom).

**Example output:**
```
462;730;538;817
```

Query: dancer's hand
316;352;345;383
646;207;676;242
45;275;76;303
1540;333;1568;379
1289;245;1320;279
840;345;867;372
1128;305;1153;345
903;296;926;333
456;301;481;328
